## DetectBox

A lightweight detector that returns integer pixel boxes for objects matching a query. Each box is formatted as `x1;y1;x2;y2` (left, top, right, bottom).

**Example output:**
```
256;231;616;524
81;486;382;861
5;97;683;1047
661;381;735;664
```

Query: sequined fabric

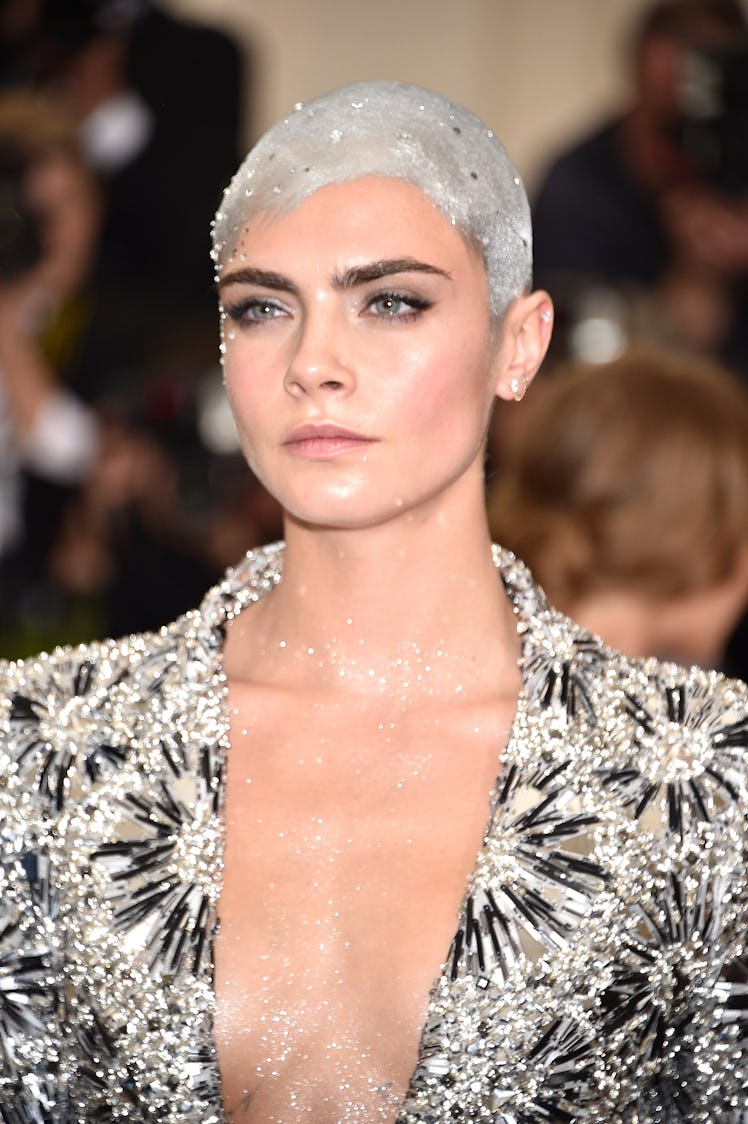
0;543;745;1121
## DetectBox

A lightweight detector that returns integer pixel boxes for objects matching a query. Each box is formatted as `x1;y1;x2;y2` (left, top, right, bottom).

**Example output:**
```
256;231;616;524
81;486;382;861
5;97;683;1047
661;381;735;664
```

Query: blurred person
28;0;245;396
533;0;748;373
0;89;100;628
488;345;748;670
0;89;221;654
48;410;219;639
0;80;744;1121
0;0;246;402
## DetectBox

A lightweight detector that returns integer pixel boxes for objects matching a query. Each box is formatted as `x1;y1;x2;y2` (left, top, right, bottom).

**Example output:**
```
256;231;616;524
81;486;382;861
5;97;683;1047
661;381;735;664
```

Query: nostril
321;380;344;391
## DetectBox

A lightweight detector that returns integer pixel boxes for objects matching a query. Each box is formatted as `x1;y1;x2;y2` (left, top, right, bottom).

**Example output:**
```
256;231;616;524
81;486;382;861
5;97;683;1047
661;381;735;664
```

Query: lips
283;423;377;458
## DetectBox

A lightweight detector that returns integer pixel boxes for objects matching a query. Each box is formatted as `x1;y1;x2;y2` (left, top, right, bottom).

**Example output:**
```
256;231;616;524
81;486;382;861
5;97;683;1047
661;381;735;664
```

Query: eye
366;291;432;319
223;297;287;324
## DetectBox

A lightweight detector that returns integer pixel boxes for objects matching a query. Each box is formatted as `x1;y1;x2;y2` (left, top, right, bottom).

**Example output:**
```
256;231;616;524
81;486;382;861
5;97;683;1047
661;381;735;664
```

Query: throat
222;548;521;703
221;530;517;687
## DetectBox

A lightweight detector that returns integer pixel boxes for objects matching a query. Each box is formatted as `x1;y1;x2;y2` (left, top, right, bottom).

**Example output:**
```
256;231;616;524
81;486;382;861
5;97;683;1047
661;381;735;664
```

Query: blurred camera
677;41;748;196
0;142;44;281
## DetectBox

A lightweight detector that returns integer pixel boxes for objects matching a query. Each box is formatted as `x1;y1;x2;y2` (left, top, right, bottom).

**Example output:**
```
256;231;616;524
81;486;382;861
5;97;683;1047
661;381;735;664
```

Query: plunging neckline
209;542;530;1121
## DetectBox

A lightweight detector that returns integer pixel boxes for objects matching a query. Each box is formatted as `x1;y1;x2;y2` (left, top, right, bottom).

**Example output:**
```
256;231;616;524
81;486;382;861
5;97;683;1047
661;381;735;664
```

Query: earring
540;309;552;323
510;377;526;402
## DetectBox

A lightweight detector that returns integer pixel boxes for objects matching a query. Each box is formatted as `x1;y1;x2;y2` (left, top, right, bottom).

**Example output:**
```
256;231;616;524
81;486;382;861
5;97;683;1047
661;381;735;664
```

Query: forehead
212;82;532;317
224;175;485;268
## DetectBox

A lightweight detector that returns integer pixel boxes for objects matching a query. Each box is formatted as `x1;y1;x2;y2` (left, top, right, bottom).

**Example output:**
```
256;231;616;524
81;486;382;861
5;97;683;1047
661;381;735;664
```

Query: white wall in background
163;0;656;192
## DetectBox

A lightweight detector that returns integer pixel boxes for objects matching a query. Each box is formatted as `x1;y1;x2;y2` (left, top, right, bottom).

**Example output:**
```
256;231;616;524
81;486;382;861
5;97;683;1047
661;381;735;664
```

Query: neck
225;487;520;699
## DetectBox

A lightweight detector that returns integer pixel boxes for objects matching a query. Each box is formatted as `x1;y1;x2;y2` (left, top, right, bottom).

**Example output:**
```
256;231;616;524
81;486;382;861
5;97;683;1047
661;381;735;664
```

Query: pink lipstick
283;424;377;459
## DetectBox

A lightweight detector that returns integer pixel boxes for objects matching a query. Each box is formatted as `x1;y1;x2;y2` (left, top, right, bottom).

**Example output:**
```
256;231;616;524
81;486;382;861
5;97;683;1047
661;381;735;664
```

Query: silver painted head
211;80;532;319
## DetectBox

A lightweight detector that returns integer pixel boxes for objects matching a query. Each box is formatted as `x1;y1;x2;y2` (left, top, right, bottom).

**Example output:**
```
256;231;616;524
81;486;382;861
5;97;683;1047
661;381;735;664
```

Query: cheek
407;337;495;422
221;354;241;414
222;350;265;438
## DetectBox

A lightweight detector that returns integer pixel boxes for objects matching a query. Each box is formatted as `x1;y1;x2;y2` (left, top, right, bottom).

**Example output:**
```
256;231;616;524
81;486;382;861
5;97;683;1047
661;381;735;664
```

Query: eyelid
363;288;433;314
222;294;293;322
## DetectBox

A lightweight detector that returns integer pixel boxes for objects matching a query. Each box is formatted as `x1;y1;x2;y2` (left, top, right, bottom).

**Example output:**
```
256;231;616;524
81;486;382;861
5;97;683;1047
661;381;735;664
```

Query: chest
212;687;515;1118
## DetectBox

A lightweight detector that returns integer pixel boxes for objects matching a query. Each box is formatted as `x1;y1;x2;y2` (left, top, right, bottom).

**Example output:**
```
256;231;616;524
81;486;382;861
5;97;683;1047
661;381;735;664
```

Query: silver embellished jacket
0;544;745;1122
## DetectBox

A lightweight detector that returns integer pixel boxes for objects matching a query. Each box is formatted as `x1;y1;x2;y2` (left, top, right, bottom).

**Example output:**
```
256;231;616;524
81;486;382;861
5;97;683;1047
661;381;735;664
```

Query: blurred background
1;0;747;676
170;0;660;193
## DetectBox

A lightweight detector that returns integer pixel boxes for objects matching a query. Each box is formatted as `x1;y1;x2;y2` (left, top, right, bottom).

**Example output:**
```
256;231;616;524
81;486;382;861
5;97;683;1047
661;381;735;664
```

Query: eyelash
365;291;432;320
221;289;434;327
223;297;286;325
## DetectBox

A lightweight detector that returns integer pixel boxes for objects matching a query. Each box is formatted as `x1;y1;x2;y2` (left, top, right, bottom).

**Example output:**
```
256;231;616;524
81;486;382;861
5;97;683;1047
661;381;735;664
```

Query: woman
488;345;748;671
0;81;745;1122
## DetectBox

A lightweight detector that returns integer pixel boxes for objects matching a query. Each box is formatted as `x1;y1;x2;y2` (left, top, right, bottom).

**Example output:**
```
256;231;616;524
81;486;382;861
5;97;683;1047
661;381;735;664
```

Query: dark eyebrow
217;258;450;294
331;258;451;289
217;267;299;295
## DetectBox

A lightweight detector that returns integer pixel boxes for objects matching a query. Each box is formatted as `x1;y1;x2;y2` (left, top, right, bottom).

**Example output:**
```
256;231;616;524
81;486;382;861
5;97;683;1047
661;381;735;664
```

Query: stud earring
510;377;526;402
540;309;552;323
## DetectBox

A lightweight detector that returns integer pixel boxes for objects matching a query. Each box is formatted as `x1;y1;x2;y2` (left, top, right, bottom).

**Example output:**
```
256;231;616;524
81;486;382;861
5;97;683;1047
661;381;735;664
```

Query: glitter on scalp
211;80;532;318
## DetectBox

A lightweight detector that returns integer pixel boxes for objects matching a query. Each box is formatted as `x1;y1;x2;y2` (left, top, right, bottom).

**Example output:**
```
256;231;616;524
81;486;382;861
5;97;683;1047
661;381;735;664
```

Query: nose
283;306;355;397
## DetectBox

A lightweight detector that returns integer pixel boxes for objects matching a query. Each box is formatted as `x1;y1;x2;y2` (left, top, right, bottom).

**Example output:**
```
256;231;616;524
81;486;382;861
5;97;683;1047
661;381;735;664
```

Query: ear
494;291;554;402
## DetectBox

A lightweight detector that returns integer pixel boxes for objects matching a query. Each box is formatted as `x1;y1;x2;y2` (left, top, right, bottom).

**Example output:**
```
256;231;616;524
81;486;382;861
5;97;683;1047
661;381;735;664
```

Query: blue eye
367;292;432;319
371;294;410;316
224;298;286;323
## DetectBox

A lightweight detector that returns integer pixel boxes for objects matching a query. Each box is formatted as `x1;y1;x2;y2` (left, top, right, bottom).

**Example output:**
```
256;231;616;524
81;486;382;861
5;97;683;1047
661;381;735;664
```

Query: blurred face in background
634;9;743;128
24;147;100;298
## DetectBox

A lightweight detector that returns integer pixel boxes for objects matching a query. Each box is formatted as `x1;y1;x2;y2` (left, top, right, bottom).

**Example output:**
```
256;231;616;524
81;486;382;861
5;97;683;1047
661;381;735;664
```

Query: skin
213;176;552;1119
218;176;537;535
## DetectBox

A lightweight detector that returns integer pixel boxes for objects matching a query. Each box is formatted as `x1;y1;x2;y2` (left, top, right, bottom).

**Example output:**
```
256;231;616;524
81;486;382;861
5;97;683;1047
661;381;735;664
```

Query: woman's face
218;176;506;533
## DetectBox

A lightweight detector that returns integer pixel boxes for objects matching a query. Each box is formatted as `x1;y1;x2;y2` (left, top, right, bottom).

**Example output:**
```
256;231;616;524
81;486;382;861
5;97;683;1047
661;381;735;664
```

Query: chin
285;509;397;534
283;490;425;534
273;478;391;527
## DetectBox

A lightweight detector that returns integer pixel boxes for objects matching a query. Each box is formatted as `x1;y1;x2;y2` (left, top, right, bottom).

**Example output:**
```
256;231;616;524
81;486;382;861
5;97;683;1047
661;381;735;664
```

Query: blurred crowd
0;0;282;655
491;0;748;679
488;346;748;674
1;0;747;678
532;0;748;376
